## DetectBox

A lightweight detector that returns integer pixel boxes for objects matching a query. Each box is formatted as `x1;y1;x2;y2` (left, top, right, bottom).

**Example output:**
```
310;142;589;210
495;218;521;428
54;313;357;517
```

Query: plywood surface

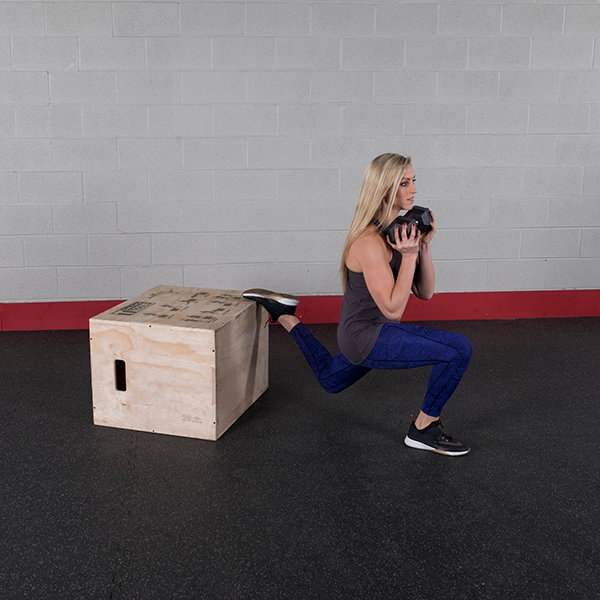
91;285;250;331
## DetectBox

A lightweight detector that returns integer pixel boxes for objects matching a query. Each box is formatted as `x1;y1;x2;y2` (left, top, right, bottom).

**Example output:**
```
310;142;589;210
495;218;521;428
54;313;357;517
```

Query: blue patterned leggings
289;322;472;418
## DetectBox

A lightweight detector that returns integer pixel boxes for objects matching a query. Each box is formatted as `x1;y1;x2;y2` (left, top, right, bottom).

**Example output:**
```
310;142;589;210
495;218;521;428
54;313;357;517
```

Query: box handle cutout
115;360;127;391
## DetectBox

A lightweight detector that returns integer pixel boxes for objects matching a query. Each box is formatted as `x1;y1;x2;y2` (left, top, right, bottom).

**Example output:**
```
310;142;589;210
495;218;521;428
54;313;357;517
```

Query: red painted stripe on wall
1;290;599;332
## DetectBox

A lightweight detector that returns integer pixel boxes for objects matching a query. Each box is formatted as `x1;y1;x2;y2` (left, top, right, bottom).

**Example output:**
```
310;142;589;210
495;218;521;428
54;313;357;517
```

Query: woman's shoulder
347;225;391;271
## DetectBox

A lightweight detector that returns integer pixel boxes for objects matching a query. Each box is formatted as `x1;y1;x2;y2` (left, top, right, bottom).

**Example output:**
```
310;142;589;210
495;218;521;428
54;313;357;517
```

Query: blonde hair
340;153;412;289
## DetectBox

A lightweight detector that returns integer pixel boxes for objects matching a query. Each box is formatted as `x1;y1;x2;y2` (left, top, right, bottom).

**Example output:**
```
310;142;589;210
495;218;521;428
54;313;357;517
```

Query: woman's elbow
413;289;434;301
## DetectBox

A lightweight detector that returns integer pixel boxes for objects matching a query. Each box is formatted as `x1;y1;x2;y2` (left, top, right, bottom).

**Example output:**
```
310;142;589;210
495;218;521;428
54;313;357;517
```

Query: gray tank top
337;249;403;365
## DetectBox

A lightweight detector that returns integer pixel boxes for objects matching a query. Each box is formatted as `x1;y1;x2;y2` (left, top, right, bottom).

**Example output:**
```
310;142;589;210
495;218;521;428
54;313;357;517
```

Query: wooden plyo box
89;285;268;440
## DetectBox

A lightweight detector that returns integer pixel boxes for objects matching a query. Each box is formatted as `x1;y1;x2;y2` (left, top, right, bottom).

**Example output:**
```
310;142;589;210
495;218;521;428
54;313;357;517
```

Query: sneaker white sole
404;436;470;456
242;289;299;307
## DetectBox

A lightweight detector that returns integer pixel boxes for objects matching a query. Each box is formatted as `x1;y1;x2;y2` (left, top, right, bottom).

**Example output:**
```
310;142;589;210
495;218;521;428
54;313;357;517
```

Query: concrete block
184;138;246;169
373;135;437;168
181;3;245;37
214;170;276;201
413;168;463;199
311;71;373;103
565;6;600;36
53;139;117;171
523;167;584;198
581;230;600;257
248;71;310;103
114;3;179;36
213;104;275;137
467;103;528;134
439;4;501;36
182;72;246;104
247;3;310;36
583;166;600;196
278;104;340;138
438;71;499;103
46;3;113;36
1;72;49;104
374;71;436;103
275;231;346;263
555;135;600;166
277;37;340;70
591;105;600;134
490;198;549;230
117;72;181;104
487;260;546;291
311;137;374;168
54;203;117;234
430;198;490;229
469;37;531;70
343;104;404;137
248;137;310;169
434;229;521;260
88;234;152;266
460;167;525;199
152;233;215;265
559;71;600;103
183;263;309;297
406;104;466;135
19;172;83;204
0;268;58;301
0;205;52;235
83;105;146;138
312;4;374;37
24;235;88;267
0;172;18;203
117;203;182;234
529;103;589;134
0;237;23;268
58;267;121;299
12;37;78;71
118;139;182;170
213;38;276;71
376;4;438;37
277;169;340;201
245;201;312;232
499;71;560;102
434;260;488;293
0;3;45;36
532;38;594;70
80;37;145;71
0;37;10;71
182;202;246;233
406;38;468;70
545;259;600;289
340;166;369;204
147;38;211;71
149;105;212;138
15;105;82;138
149;171;212;204
522;228;580;259
493;135;556;168
121;266;184;298
342;38;404;71
216;232;277;264
84;171;149;204
50;72;115;104
502;5;565;36
0;139;51;171
303;262;343;295
549;198;600;228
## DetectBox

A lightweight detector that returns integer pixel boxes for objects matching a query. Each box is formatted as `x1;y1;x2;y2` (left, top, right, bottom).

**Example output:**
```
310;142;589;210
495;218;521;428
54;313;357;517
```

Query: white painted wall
0;1;599;302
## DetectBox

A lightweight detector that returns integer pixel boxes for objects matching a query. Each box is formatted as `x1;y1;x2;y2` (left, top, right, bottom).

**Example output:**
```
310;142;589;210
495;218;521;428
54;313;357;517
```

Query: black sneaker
242;289;299;322
404;419;470;456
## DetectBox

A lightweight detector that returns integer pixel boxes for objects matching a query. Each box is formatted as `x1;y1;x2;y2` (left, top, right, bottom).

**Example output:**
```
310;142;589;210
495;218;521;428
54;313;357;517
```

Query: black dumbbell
385;206;433;244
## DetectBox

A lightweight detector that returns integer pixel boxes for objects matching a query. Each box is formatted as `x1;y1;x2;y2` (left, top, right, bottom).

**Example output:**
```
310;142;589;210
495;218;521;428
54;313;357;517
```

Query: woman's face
392;164;417;212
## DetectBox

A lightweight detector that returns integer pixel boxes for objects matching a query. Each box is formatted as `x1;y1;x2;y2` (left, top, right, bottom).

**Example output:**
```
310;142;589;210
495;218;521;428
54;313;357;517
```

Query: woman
243;154;473;456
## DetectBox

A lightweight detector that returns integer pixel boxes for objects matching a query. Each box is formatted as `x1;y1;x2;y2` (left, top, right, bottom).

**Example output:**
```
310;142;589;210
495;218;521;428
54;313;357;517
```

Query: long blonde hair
340;153;412;289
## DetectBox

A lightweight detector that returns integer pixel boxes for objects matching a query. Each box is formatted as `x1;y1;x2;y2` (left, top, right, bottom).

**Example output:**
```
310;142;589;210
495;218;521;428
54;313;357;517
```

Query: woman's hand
420;211;436;246
388;222;421;256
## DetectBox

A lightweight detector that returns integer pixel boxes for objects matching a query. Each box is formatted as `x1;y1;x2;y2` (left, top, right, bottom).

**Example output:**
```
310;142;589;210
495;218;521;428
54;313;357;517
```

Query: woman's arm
349;222;421;321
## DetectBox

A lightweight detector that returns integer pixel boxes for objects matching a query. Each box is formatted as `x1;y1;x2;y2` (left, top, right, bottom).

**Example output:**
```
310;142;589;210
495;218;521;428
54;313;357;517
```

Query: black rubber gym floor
1;318;599;599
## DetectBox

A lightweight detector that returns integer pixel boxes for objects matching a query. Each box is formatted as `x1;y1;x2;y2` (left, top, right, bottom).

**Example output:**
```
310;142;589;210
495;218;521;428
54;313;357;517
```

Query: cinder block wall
0;1;599;302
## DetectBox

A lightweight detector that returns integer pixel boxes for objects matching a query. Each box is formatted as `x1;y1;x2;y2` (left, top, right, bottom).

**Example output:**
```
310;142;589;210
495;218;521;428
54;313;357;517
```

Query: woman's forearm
412;242;435;300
